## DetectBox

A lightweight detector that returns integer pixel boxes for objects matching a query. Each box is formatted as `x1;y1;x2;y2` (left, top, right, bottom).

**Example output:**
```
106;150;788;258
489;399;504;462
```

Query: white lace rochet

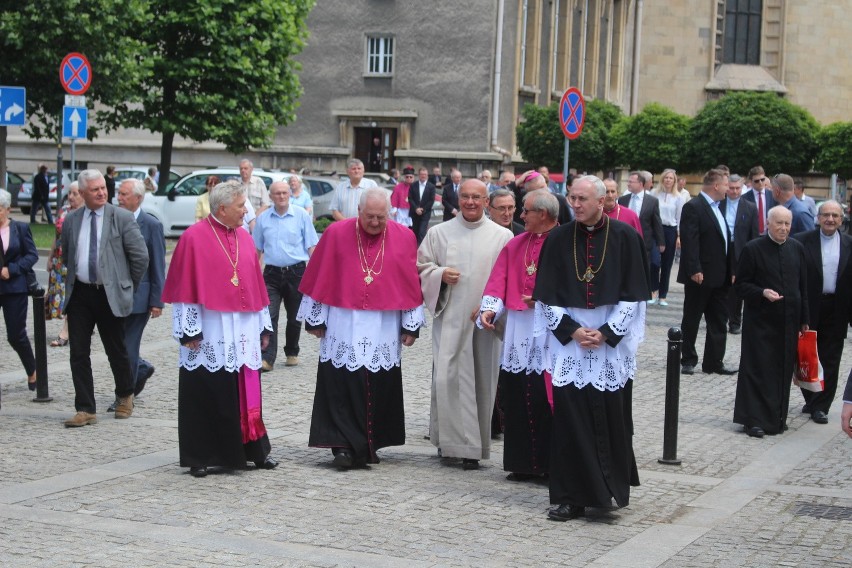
477;296;549;375
172;303;272;372
533;300;646;391
297;295;425;372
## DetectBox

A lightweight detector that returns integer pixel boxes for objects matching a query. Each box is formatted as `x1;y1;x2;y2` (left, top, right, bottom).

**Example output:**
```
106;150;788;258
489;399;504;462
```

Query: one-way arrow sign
62;105;87;139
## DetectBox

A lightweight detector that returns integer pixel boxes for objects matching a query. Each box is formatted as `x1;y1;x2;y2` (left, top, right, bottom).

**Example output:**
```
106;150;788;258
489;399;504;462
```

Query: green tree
687;91;820;174
815;122;852;179
610;102;691;173
516;99;624;173
103;0;315;187
0;0;146;185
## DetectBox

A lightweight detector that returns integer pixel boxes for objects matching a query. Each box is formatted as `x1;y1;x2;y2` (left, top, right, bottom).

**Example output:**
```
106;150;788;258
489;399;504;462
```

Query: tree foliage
814;122;852;179
516;98;624;173
687;91;819;175
0;0;147;139
610;103;691;174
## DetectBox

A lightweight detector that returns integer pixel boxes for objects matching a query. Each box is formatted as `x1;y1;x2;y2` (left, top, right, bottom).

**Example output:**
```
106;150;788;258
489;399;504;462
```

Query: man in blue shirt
772;173;814;236
254;181;319;371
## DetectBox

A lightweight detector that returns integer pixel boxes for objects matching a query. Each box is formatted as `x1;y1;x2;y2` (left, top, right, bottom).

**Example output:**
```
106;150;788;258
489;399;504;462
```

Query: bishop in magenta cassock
161;180;277;478
478;190;560;480
533;175;651;521
297;188;424;469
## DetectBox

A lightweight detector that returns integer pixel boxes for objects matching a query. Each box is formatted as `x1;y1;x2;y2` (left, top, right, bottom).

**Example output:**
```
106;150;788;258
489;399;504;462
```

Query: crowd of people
2;159;852;521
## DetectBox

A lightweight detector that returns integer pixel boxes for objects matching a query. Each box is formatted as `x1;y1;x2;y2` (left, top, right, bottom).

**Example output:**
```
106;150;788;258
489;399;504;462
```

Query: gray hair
120;178;146;198
78;169;104;190
240;158;253;168
347;158;364;169
358;187;391;210
629;170;649;185
818;199;843;215
209;180;247;212
768;205;792;222
0;189;11;208
772;173;794;193
524;189;559;220
488;188;515;207
576;175;607;198
288;174;302;185
729;174;742;183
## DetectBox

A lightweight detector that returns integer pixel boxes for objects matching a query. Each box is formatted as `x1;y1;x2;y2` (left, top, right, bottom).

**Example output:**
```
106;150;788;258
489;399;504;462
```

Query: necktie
757;191;765;234
630;193;640;213
88;210;98;283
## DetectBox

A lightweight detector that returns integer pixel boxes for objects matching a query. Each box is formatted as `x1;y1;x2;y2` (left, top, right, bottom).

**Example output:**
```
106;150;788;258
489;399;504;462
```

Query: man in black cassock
734;206;809;438
533;175;651;522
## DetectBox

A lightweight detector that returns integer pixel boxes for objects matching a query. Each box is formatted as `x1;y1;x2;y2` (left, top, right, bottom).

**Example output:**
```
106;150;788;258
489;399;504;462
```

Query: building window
366;36;393;76
520;0;540;90
723;0;762;65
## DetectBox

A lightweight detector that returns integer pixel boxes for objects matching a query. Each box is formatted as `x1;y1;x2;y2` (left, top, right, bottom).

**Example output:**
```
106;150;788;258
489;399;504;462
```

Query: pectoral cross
618;306;632;326
239;334;248;354
584;349;599;372
358;337;372;355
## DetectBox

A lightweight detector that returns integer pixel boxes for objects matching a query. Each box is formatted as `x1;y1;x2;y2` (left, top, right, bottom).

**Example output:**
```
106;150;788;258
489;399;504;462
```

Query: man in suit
442;169;461;221
794;200;852;425
719;174;759;334
677;169;738;375
31;163;54;225
61;169;149;427
108;178;165;412
772;173;814;235
618;171;664;261
742;165;776;235
409;167;436;244
428;166;443;192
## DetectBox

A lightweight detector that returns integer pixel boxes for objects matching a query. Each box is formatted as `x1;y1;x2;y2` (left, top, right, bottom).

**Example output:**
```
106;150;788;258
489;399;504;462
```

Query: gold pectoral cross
231;270;239;286
526;264;537;276
583;267;595;282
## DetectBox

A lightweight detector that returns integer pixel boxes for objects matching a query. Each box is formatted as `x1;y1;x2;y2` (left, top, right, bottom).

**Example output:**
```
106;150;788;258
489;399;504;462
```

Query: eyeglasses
490;205;516;213
521;207;540;214
459;194;485;202
752;177;767;183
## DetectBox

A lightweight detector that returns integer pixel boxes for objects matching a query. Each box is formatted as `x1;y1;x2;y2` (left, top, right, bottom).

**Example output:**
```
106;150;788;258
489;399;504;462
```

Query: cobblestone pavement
1;262;851;567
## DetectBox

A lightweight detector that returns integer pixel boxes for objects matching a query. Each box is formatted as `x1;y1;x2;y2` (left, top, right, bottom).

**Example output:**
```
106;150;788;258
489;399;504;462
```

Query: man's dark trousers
805;295;846;413
263;263;305;365
66;283;134;412
124;311;153;388
681;281;729;371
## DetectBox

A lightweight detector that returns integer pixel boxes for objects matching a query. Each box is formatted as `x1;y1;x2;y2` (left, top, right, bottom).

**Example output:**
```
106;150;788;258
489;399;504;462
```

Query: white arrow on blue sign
0;86;27;126
63;105;87;139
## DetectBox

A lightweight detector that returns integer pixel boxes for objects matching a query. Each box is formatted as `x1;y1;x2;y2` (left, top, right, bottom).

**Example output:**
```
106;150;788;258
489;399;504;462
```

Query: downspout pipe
630;0;643;115
491;0;506;150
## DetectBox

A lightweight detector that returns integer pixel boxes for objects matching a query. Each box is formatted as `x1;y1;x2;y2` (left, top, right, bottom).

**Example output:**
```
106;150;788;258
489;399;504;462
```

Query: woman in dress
650;168;684;306
0;189;39;389
46;181;83;346
288;175;314;217
195;175;220;221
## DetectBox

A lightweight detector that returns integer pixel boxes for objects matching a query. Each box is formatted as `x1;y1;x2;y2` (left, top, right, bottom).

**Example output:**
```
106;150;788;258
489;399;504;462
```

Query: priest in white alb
418;178;513;470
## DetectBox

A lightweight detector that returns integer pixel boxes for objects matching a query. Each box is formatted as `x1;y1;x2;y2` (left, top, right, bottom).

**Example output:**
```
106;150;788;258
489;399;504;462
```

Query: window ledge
705;64;787;94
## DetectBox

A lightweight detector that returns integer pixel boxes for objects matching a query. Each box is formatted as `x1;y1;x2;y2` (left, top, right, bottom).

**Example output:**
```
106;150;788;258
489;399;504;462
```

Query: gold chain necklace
356;219;387;285
207;217;240;286
523;232;538;276
573;215;610;282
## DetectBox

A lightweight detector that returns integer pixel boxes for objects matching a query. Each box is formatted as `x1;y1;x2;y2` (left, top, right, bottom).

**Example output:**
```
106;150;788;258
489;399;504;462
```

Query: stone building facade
5;1;851;179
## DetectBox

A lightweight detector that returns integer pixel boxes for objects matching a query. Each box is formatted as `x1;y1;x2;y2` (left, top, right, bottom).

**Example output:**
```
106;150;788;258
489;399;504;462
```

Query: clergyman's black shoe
744;426;765;438
706;365;739;375
548;504;585;521
190;466;208;478
801;404;811;414
728;326;741;335
681;365;695;375
811;410;829;424
332;449;354;469
255;457;279;470
462;459;480;470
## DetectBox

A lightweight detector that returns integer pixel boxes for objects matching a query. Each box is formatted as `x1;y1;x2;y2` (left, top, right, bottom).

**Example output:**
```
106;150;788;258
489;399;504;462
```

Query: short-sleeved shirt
253;204;318;267
290;191;313;215
330;177;379;218
243;176;271;210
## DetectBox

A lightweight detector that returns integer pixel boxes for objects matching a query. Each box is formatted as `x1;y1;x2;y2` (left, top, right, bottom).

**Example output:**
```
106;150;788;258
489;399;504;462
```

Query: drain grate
793;502;852;521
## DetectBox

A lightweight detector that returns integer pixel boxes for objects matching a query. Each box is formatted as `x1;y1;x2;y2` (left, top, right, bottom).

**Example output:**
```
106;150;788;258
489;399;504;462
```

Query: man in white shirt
240;159;270;215
330;159;378;221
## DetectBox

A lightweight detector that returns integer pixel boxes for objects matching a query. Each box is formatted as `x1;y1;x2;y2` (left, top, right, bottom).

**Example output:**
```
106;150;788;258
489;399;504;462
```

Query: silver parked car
17;171;74;214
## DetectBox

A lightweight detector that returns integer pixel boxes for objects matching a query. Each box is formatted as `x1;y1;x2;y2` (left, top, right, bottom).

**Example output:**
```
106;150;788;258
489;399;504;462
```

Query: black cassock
734;236;808;434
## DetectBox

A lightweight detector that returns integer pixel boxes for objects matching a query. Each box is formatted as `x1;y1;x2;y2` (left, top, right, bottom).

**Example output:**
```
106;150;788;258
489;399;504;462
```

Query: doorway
355;127;396;173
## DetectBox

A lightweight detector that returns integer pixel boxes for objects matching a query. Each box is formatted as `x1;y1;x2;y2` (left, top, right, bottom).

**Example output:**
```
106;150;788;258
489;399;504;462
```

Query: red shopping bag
794;330;824;393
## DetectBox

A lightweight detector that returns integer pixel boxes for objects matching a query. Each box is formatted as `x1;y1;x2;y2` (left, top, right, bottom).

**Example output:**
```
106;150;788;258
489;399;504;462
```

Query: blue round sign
559;87;585;140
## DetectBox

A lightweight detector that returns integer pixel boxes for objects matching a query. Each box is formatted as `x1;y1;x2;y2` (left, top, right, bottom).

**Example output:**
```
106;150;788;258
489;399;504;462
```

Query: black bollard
31;290;53;403
658;326;681;465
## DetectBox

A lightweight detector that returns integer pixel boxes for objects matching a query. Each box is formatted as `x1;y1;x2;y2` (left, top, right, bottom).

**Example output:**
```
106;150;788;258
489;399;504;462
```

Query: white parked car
141;168;291;237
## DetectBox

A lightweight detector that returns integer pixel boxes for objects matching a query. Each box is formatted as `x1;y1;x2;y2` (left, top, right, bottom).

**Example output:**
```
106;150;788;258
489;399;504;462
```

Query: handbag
794;330;824;393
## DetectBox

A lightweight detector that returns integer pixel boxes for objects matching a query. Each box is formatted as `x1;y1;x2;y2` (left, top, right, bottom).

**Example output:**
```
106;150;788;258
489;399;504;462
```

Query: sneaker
648;298;658;305
64;411;97;428
285;356;299;367
261;360;273;373
659;299;668;306
114;395;134;419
